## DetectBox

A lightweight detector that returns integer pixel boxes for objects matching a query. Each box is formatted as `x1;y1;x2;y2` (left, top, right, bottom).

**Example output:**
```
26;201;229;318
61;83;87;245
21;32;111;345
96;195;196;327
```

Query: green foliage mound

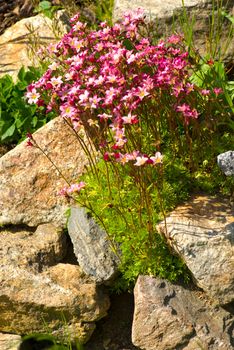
0;66;55;144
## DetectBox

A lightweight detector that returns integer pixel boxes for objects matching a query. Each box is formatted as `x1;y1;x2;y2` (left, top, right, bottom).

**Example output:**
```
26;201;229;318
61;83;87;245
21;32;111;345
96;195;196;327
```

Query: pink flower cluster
59;181;86;196
104;150;163;166
26;10;206;164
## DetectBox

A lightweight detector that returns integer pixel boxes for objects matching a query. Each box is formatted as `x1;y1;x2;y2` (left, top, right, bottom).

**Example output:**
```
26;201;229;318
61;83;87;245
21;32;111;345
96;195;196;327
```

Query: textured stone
113;0;234;65
0;224;67;273
0;333;21;350
0;263;110;344
158;195;234;304
217;151;234;176
0;117;90;228
0;11;70;80
132;275;234;350
67;207;120;284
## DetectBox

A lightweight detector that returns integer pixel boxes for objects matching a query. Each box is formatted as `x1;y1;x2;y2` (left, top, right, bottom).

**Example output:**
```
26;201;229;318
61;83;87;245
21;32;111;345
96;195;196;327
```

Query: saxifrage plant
26;9;233;288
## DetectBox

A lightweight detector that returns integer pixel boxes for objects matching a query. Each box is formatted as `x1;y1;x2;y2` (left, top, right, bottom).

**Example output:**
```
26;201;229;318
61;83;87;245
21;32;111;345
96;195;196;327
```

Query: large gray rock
0;117;90;228
0;333;21;350
0;11;70;80
0;224;67;273
217;151;234;176
67;207;120;284
0;263;110;344
158;195;234;304
113;0;234;65
132;275;234;350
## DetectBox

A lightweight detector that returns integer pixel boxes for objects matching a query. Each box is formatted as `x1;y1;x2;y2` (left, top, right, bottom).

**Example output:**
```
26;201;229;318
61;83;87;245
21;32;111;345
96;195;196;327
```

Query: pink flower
73;21;86;31
94;75;105;85
79;90;89;103
58;186;69;196
60;182;86;196
176;104;198;123
176;104;189;114
122;113;138;124
114;138;127;148
26;140;33;147
105;87;119;104
98;113;112;120
136;87;150;100
134;156;148;166
201;89;210;96
118;153;130;164
213;87;223;96
60;104;78;119
48;62;59;70
103;152;111;161
126;52;137;64
168;34;182;44
89;95;102;109
70;13;80;23
50;76;63;88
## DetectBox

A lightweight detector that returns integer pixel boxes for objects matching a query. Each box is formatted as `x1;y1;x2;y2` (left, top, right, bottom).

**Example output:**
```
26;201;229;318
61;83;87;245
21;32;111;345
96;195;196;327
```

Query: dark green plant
0;66;55;144
19;333;84;350
33;1;62;19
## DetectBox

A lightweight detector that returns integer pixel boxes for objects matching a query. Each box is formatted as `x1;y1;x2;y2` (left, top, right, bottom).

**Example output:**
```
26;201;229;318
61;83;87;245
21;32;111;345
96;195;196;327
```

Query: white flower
150;152;163;164
26;89;40;104
134;156;148;166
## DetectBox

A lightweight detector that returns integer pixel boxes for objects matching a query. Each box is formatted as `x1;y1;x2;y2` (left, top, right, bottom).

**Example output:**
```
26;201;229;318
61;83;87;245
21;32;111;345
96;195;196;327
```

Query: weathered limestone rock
67;207;120;284
217;151;234;176
0;117;90;228
0;11;70;80
113;0;234;65
0;224;67;273
0;333;21;350
132;276;234;350
158;195;234;304
0;263;110;344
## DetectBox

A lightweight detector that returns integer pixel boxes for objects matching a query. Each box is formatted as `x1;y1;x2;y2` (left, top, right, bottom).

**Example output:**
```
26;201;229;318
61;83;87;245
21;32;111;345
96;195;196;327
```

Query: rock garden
0;1;233;350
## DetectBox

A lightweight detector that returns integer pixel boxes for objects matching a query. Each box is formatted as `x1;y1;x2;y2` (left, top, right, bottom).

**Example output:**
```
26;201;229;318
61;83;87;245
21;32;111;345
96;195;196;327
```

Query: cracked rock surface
132;276;234;350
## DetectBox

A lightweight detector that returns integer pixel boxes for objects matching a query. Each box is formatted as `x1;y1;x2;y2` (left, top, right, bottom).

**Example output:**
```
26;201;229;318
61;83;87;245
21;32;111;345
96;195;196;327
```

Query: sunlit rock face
0;117;90;228
158;195;234;304
132;275;234;350
0;11;70;80
113;0;234;65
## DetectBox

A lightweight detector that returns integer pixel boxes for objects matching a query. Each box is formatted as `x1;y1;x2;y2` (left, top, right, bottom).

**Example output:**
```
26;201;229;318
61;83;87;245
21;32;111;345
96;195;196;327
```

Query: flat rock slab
113;0;234;65
0;223;67;273
0;117;90;228
132;275;234;350
0;333;21;350
68;207;120;284
0;11;70;80
158;195;234;304
0;263;110;344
